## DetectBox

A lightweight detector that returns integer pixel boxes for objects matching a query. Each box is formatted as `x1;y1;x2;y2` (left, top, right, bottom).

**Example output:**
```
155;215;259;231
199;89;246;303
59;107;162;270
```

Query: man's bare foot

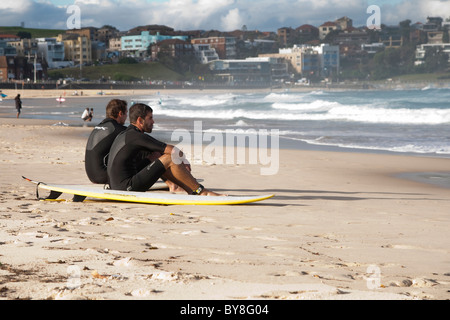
165;180;184;193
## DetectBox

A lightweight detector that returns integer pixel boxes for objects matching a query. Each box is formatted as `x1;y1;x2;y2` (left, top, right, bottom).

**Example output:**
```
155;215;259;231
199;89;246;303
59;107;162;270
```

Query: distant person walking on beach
15;94;22;118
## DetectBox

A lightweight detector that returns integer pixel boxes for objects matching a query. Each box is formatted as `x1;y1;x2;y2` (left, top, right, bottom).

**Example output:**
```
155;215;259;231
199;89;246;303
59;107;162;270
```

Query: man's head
129;103;154;133
106;99;128;125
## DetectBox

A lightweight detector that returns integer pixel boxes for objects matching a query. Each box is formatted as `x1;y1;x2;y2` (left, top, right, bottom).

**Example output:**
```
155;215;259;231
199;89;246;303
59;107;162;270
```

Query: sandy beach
0;89;450;301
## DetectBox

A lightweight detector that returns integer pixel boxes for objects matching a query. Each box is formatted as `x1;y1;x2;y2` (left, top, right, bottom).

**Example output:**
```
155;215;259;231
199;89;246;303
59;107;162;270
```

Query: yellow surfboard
23;177;274;205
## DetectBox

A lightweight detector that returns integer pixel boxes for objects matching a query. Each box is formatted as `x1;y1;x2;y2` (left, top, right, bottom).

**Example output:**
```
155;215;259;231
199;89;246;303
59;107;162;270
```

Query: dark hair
129;103;153;124
106;99;127;119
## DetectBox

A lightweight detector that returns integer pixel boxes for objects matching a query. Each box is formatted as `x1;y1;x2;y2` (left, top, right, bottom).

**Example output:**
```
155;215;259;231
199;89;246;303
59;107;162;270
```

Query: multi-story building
0;56;15;81
36;38;72;69
415;43;450;65
0;40;17;56
151;39;194;60
97;26;120;48
0;55;45;81
260;43;339;77
121;31;188;57
57;33;92;65
335;17;353;30
333;28;370;57
209;57;272;83
66;27;99;42
319;22;340;40
192;43;219;64
261;45;320;75
191;37;236;59
246;57;289;81
315;44;340;76
108;37;122;52
7;38;38;57
277;27;294;46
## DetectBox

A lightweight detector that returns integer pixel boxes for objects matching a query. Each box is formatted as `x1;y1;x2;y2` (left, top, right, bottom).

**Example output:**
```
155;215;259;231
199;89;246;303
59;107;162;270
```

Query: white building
361;42;385;54
36;38;73;69
314;44;340;76
415;43;450;65
273;43;339;76
193;43;219;64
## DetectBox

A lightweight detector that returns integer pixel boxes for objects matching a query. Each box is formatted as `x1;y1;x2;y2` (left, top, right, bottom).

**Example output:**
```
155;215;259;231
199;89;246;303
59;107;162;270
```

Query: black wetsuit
85;118;126;184
107;124;167;191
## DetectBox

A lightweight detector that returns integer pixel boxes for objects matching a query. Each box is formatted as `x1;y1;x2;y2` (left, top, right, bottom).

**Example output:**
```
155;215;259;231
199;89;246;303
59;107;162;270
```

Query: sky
1;0;449;32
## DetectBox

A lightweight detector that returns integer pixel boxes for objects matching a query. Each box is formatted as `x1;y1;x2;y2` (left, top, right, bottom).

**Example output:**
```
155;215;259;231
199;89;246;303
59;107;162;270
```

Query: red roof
0;34;20;39
297;24;318;30
320;21;337;27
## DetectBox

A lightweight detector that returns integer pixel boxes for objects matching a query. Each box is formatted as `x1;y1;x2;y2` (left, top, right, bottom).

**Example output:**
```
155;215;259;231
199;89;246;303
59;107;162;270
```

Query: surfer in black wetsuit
107;103;223;196
85;99;128;184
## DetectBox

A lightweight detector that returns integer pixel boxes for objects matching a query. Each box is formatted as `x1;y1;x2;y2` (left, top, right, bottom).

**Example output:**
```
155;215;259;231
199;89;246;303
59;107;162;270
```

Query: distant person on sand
107;103;222;196
15;94;22;118
88;108;94;121
81;108;90;121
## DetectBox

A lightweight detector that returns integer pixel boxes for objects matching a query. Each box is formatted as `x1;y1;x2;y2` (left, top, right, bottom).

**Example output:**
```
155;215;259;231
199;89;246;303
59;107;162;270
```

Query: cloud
0;0;449;31
2;0;33;10
221;8;244;31
389;0;450;24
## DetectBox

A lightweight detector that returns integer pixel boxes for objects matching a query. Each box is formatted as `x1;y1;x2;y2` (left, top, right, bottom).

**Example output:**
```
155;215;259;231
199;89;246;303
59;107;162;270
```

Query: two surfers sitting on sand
85;99;222;197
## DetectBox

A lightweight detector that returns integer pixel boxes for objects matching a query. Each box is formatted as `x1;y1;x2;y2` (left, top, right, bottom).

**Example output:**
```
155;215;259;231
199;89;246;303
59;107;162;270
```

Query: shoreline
1;120;450;300
1;80;449;100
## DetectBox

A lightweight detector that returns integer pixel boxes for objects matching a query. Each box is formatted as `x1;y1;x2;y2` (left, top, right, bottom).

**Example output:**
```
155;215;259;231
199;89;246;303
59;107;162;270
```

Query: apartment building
277;27;294;46
191;37;236;59
108;37;122;52
36;38;72;69
192;43;219;64
0;56;14;81
261;43;339;77
57;33;92;65
7;39;38;57
151;39;194;60
0;40;17;56
121;31;188;57
261;45;319;75
319;22;340;40
315;44;340;76
66;27;99;42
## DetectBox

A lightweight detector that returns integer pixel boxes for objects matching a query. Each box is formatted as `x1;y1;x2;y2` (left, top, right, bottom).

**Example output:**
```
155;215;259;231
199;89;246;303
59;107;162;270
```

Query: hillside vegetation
0;26;65;38
47;62;188;82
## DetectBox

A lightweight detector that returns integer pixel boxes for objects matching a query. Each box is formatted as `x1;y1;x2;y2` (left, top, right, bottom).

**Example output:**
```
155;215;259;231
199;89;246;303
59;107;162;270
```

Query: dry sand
0;97;450;301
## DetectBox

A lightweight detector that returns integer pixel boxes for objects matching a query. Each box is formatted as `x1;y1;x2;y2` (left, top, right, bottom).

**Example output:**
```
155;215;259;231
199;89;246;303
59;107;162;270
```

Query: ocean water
1;87;449;157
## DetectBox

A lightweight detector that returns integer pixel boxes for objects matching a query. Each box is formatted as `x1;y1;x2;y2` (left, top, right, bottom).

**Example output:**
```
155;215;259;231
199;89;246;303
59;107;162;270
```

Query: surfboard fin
72;195;87;202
